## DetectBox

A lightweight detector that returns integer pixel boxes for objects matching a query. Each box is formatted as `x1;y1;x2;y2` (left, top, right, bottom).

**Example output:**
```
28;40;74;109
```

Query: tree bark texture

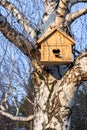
33;51;87;130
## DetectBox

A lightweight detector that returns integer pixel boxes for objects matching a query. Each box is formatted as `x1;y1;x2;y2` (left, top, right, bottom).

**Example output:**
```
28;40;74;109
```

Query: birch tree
0;0;87;130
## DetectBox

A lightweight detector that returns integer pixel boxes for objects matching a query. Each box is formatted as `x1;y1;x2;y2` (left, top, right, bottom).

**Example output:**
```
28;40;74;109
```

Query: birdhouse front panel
41;44;72;64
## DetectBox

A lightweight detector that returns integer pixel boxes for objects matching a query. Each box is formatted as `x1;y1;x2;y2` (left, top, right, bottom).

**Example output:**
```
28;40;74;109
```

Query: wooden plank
41;45;72;62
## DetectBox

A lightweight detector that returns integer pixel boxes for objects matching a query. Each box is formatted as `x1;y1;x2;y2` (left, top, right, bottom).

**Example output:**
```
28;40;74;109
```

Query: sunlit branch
0;110;34;121
24;96;34;106
0;14;33;57
0;0;36;40
0;101;34;121
65;6;87;24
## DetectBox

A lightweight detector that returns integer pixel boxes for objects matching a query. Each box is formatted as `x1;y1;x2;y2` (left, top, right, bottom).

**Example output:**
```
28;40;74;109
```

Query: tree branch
0;14;34;57
53;51;87;107
65;6;87;24
0;110;34;121
0;102;34;121
0;0;36;41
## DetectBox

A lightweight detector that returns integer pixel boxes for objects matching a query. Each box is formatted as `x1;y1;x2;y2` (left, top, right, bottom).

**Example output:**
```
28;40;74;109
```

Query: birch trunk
33;51;87;130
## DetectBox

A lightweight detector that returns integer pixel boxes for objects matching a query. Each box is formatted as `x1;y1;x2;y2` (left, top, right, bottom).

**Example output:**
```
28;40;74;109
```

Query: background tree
0;33;33;129
0;0;87;130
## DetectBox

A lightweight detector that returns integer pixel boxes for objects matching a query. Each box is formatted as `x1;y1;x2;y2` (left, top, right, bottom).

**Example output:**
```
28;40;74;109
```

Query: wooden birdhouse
36;27;75;65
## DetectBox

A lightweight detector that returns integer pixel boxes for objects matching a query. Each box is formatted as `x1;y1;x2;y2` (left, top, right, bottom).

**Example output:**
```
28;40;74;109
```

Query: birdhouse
36;27;75;65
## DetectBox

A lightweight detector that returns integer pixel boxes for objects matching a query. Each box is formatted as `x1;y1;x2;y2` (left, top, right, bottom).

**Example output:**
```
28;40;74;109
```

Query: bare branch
0;101;34;121
0;0;36;40
0;14;34;57
0;109;34;121
65;6;87;24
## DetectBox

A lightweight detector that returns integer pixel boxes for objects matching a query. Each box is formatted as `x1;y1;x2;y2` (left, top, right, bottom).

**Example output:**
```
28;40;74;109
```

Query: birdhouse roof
36;27;75;45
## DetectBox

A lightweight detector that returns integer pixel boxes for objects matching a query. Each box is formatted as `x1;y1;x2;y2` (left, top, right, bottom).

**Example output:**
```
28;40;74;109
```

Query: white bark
56;0;70;26
0;110;34;121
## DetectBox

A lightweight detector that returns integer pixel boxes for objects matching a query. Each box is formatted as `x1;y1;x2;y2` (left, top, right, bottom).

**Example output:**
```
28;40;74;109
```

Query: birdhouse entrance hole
52;49;60;54
52;49;61;58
